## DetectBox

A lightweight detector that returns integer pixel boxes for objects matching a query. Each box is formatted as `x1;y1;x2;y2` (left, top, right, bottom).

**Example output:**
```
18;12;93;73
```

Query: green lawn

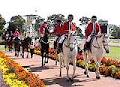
0;45;120;60
0;45;5;51
105;46;120;60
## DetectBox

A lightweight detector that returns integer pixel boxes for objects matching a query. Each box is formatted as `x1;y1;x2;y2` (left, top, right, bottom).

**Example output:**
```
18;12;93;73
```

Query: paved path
5;51;120;87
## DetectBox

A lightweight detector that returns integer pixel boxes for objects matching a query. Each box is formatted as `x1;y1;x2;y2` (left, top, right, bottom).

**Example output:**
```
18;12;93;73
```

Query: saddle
84;35;95;52
54;36;66;54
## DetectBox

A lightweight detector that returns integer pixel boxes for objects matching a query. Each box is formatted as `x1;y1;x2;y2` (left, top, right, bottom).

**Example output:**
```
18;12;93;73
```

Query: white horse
59;33;78;80
84;33;109;79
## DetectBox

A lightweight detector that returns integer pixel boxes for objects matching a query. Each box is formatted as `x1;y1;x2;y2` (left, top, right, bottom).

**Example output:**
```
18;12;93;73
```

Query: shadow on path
30;65;59;72
44;75;97;87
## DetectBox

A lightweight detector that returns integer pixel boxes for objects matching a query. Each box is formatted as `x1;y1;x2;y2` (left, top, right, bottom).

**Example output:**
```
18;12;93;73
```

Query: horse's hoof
42;63;44;66
72;75;77;79
59;74;61;77
84;71;87;75
45;61;48;63
96;76;100;79
87;75;89;78
66;78;70;81
69;78;73;82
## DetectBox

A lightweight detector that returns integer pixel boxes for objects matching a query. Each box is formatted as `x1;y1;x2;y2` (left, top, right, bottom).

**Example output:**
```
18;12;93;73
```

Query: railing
48;36;120;60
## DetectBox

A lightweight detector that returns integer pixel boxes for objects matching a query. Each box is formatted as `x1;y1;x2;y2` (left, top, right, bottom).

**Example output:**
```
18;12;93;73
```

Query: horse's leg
15;51;16;56
66;57;70;80
59;53;62;77
55;51;58;65
95;57;101;79
17;51;19;57
45;52;48;63
26;48;29;58
55;59;57;65
72;57;76;79
9;43;12;52
84;51;89;78
17;50;19;57
41;51;44;66
22;48;24;58
61;54;65;67
5;42;7;51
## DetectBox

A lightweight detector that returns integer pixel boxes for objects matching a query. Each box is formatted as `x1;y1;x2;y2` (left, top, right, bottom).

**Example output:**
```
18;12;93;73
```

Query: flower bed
34;47;120;79
0;51;45;87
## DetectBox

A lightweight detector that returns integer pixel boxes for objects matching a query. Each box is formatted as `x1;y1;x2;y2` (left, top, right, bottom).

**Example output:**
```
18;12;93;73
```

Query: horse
21;36;32;58
57;32;78;81
6;33;14;52
14;37;21;57
40;30;49;66
83;33;109;79
2;31;9;51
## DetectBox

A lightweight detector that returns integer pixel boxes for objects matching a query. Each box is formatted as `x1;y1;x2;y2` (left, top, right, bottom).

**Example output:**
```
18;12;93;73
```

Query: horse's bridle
64;35;77;51
92;34;108;49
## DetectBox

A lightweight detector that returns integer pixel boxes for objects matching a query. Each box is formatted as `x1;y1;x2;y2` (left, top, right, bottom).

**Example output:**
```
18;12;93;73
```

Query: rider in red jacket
54;20;63;36
39;22;48;37
85;16;101;41
61;14;76;35
84;16;101;50
85;16;101;39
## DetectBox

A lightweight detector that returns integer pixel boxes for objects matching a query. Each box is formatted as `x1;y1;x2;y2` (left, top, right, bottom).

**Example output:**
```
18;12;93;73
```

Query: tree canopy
8;15;25;33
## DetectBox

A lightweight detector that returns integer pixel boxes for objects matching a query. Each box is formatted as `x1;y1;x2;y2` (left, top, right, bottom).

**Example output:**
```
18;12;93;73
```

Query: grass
0;45;5;51
105;46;120;60
0;45;120;60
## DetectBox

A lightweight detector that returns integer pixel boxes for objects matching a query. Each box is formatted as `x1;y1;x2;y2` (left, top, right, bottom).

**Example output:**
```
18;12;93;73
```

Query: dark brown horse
21;36;32;58
14;37;21;57
40;29;49;66
3;31;14;52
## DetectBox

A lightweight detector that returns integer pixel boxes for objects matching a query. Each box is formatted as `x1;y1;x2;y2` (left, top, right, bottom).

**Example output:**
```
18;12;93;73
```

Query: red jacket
54;24;62;36
85;22;101;38
61;22;76;34
39;24;48;36
13;31;21;37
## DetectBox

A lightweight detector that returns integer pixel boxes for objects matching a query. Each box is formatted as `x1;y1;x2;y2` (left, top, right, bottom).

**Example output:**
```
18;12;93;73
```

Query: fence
38;36;120;60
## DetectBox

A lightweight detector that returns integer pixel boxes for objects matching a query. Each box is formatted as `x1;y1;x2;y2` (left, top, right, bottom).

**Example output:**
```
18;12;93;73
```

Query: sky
0;0;120;26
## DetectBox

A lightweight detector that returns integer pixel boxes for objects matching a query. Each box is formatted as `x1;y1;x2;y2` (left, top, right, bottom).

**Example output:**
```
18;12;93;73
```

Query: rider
39;22;48;38
61;14;76;35
59;14;77;43
13;28;21;39
55;14;76;52
84;15;101;51
54;19;63;36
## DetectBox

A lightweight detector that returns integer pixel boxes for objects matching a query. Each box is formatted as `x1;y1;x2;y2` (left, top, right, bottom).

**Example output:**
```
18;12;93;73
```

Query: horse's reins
92;34;108;49
41;39;49;44
92;35;101;49
64;35;78;51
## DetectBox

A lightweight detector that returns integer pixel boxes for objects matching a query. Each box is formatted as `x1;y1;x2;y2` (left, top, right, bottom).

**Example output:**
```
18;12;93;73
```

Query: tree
76;27;84;38
8;15;25;33
47;14;67;33
47;14;66;25
79;16;90;25
110;25;120;39
79;16;90;37
34;16;45;31
0;14;6;36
